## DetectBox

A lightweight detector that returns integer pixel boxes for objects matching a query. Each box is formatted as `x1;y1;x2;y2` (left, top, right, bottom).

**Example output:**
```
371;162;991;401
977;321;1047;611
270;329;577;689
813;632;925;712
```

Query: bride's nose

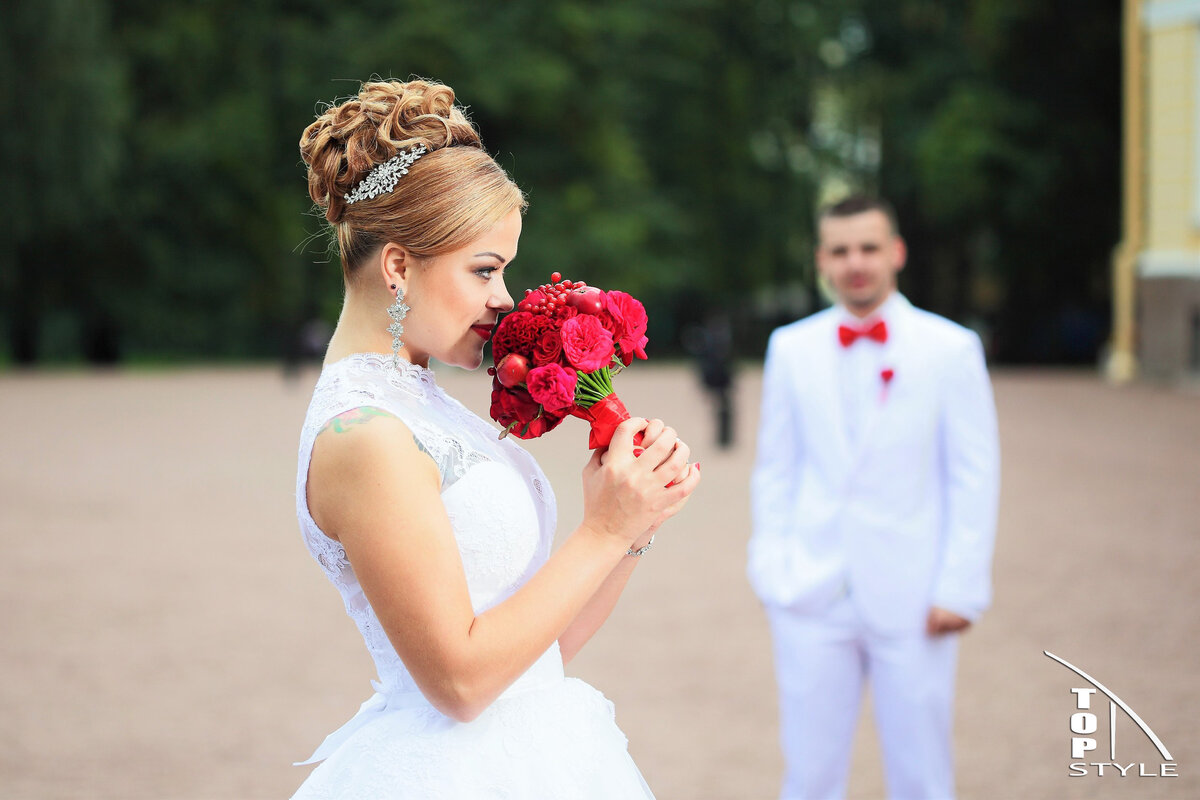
490;279;514;312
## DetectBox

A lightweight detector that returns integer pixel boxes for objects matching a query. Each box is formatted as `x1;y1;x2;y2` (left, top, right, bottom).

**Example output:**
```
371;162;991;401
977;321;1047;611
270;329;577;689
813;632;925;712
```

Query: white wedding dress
292;353;654;799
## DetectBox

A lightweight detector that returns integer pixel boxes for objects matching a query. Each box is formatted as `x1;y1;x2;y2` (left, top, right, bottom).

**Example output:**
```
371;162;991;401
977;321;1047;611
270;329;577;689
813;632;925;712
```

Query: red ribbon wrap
570;394;642;450
572;394;685;485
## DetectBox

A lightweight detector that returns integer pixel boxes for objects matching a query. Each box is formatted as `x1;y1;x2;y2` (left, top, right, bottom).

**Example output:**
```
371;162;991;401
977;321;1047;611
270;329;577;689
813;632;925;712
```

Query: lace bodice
295;353;558;699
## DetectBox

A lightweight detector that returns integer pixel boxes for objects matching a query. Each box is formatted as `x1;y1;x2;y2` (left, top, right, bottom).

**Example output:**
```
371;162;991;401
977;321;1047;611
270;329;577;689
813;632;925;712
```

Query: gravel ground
1;363;1197;799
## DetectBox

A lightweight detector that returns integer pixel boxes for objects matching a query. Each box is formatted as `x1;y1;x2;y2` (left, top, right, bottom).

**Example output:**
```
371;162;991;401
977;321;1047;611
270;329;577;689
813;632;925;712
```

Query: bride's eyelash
475;266;499;279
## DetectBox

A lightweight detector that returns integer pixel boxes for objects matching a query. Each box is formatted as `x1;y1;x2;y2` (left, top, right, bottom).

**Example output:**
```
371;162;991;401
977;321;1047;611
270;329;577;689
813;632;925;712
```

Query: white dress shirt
835;294;898;447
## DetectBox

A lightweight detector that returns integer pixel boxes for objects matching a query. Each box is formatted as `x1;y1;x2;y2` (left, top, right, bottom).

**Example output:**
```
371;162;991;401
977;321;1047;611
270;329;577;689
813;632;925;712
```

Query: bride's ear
379;243;413;292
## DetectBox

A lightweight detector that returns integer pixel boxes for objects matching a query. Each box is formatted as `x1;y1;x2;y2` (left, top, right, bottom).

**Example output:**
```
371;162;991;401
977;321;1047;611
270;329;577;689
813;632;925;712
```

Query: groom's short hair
818;194;900;237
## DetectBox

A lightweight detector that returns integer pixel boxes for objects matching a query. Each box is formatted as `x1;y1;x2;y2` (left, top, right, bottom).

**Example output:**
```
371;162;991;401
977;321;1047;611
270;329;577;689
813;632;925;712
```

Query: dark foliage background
0;0;1119;365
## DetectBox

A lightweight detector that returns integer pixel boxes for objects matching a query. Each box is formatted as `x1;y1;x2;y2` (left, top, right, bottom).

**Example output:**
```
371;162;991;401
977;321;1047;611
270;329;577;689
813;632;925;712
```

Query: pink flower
526;363;578;412
560;314;615;372
604;290;649;361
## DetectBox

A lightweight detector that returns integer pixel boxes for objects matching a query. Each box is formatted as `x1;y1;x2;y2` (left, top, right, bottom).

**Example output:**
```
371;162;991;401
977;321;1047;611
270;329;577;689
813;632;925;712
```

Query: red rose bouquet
489;272;649;448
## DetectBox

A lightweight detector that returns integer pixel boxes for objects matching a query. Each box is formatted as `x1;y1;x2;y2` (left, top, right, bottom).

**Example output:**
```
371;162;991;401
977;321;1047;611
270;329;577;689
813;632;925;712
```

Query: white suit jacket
748;294;999;633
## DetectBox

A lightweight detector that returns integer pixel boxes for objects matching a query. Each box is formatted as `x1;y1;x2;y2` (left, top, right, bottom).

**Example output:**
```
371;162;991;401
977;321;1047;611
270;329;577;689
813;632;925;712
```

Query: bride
291;78;701;798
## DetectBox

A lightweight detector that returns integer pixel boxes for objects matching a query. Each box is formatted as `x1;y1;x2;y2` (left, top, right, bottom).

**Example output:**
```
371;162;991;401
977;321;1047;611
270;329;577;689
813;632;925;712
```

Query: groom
748;195;999;799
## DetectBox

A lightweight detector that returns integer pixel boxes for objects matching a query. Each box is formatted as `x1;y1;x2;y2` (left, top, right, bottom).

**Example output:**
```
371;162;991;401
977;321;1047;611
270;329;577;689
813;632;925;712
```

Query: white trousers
767;595;959;800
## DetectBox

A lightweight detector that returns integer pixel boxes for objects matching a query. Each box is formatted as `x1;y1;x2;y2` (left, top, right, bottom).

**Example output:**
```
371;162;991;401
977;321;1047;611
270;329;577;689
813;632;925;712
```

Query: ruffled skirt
292;676;654;799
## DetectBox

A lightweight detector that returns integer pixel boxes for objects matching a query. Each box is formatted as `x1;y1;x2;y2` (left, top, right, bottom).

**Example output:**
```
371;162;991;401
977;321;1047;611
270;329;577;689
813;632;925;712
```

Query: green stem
574;366;614;409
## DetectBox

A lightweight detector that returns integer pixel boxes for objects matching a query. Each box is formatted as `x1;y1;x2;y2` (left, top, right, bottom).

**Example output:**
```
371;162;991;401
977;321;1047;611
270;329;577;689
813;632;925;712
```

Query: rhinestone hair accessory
344;144;428;206
387;286;411;368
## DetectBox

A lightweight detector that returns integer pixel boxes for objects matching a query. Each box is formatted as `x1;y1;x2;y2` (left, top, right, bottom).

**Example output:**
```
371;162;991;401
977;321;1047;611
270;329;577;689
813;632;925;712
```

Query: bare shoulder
307;406;440;540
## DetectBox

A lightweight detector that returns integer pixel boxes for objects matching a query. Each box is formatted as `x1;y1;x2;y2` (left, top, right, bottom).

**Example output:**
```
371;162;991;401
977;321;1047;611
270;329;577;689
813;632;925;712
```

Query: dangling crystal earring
386;283;410;368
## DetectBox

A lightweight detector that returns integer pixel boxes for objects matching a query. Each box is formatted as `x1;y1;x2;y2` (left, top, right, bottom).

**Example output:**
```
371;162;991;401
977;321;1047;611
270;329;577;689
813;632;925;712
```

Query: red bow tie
838;319;888;347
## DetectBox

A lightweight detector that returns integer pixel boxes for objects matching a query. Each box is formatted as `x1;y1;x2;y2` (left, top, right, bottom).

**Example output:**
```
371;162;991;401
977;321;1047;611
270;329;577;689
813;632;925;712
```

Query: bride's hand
635;418;694;487
634;418;699;538
633;419;700;544
643;473;698;534
580;418;698;546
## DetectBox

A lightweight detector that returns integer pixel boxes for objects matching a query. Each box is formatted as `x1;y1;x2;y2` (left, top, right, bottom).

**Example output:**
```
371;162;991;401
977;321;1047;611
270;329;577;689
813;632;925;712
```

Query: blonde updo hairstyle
299;79;526;280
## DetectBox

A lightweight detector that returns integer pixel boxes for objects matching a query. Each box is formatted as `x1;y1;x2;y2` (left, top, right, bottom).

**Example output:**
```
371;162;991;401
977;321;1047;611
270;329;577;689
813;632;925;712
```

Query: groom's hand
926;606;971;636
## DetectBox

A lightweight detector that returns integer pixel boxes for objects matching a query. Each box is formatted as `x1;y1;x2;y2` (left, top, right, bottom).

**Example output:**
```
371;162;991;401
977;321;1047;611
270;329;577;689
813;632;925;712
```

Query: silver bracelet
626;534;655;557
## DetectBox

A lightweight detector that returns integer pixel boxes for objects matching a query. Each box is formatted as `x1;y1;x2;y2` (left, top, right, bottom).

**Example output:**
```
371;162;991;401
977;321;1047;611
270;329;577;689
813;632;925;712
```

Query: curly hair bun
299;79;483;224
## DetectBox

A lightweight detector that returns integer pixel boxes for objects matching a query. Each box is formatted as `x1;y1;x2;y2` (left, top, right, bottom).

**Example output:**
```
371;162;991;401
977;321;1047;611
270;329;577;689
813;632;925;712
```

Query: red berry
550;271;562;283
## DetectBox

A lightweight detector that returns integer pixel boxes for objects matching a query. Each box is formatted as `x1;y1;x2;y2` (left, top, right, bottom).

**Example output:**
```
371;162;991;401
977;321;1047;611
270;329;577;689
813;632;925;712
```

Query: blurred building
1112;0;1200;381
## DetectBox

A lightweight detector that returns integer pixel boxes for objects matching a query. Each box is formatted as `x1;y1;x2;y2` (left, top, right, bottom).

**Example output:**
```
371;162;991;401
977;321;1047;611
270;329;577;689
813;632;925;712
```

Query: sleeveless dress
292;353;654;799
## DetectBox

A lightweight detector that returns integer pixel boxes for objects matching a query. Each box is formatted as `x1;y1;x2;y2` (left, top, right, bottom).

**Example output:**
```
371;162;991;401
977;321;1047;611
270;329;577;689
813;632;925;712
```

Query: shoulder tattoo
318;407;431;457
318;406;394;435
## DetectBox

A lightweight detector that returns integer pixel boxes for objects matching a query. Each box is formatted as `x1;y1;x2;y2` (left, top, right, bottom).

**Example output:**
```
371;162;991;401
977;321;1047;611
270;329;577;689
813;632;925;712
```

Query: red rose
490;380;538;428
490;377;567;438
527;316;558;347
532;330;564;366
603;291;649;361
509;409;566;439
525;363;577;412
560;314;615;372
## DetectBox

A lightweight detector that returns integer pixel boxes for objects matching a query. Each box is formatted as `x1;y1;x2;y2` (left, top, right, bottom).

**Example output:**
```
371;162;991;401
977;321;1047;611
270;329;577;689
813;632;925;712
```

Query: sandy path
1;364;1196;799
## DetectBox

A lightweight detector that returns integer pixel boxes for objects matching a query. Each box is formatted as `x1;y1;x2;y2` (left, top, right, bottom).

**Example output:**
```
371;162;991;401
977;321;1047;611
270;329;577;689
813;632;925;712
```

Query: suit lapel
812;312;854;469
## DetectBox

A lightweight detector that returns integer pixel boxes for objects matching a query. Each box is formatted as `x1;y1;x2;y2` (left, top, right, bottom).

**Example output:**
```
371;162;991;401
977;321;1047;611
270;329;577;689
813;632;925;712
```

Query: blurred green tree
2;0;129;363
834;0;1121;360
0;0;1118;365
